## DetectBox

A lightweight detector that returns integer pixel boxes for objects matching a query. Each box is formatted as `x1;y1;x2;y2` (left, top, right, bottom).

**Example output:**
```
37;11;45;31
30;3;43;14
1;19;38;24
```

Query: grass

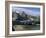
12;24;40;31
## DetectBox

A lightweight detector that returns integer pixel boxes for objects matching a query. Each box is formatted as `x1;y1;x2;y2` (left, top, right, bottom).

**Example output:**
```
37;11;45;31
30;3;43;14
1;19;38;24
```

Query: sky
12;7;40;16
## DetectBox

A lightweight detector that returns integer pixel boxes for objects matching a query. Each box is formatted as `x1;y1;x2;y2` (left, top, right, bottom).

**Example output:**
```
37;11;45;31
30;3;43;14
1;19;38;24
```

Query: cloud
12;7;40;16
